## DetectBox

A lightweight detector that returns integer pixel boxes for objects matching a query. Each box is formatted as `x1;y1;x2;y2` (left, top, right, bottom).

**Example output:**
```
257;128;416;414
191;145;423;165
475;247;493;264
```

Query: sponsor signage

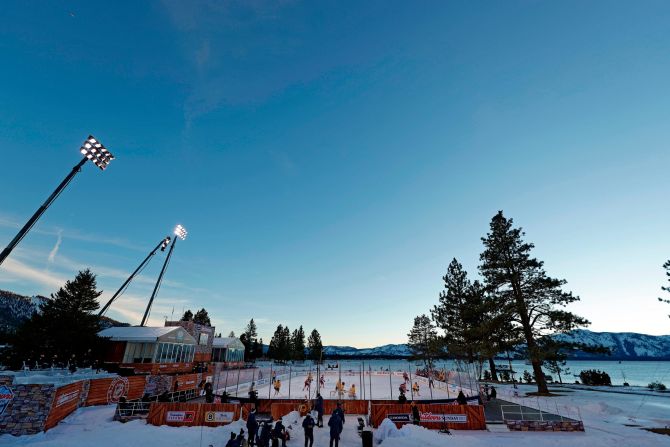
0;385;15;416
387;412;468;424
387;413;411;422
166;411;196;423
56;390;80;407
420;412;467;423
205;411;234;423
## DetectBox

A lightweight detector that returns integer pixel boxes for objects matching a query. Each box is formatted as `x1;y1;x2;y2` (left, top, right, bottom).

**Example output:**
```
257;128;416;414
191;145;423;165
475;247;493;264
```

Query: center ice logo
0;385;15;416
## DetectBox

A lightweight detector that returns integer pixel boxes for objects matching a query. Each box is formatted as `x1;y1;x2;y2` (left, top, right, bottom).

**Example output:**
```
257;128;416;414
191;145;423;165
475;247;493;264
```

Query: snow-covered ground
3;383;670;446
230;370;478;400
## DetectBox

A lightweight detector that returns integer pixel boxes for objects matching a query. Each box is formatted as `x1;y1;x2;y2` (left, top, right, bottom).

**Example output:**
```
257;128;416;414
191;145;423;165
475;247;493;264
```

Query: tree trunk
488;357;499;381
509;276;549;394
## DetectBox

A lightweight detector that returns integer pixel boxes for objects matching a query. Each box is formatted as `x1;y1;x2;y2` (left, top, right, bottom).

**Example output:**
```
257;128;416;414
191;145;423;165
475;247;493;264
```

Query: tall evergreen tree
432;259;476;361
307;329;323;361
660;259;670;318
193;308;211;326
407;314;441;369
479;211;590;394
181;309;193;321
268;324;291;361
244;319;258;360
10;269;103;369
291;326;306;360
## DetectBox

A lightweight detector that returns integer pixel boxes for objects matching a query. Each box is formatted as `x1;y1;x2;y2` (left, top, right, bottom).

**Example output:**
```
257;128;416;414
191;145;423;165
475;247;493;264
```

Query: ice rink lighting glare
174;224;187;240
79;135;114;170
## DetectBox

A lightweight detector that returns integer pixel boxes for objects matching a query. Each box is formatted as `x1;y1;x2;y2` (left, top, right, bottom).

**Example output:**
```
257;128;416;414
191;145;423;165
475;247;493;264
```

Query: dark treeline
265;324;323;362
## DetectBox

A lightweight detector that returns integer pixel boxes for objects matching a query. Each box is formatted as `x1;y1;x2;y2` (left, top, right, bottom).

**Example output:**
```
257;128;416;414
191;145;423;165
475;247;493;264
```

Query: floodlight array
174;225;187;240
79;135;114;170
160;236;171;251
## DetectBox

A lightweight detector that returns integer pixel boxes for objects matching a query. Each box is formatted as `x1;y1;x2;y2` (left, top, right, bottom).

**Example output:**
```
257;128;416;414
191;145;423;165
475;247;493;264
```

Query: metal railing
113;389;199;422
498;388;583;422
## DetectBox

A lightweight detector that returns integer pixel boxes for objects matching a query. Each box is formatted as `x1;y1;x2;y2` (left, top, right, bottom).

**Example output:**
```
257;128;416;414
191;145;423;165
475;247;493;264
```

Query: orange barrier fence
44;381;86;430
146;402;241;427
370;403;486;430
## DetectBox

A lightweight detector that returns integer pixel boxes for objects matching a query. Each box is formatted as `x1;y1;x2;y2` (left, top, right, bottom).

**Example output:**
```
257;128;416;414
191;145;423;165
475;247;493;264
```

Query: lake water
328;359;670;387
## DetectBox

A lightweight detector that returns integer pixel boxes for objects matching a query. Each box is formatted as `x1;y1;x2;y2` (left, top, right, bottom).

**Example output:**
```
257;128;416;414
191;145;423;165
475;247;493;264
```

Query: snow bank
374;418;408;443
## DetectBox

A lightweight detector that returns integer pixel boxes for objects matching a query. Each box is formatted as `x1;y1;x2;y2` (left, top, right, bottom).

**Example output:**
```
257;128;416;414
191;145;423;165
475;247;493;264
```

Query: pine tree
228;331;235;337
256;338;264;358
290;326;306;360
181;309;193;321
268;325;285;360
407;314;441;369
307;329;323;361
431;259;475;361
11;269;103;369
244;319;258;360
659;259;670;318
479;211;590;394
193;308;211;326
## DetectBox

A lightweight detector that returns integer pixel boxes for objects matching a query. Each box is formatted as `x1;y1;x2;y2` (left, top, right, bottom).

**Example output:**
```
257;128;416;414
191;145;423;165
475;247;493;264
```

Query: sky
0;0;669;347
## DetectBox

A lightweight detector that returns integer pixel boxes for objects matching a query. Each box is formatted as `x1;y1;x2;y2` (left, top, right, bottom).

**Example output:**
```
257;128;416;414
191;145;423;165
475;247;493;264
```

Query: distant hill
0;289;128;333
554;329;670;360
321;330;670;360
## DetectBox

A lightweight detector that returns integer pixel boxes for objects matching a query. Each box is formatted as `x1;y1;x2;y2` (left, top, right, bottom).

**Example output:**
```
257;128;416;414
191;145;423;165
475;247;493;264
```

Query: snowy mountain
0;289;127;333
321;330;670;360
0;290;49;332
323;344;412;358
554;329;670;360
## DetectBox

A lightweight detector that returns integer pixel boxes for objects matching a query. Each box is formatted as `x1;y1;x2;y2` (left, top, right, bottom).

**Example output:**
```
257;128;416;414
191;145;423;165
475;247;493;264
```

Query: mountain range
323;330;670;360
0;289;127;335
2;289;669;359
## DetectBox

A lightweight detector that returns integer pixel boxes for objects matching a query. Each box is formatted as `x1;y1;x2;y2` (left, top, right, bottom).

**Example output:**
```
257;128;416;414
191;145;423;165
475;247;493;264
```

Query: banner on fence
166;411;196;423
204;411;234;423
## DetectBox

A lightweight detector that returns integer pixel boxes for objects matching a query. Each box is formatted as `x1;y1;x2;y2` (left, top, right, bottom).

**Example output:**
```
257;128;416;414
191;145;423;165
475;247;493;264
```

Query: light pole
0;135;114;267
140;225;187;326
98;236;171;317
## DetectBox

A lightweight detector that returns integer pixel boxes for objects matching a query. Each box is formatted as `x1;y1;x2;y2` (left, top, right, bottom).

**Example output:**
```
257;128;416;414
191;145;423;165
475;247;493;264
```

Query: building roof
212;337;245;349
98;326;195;343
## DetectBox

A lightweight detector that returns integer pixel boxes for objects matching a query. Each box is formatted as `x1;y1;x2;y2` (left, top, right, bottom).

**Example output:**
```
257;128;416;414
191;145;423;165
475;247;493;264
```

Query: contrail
48;230;63;263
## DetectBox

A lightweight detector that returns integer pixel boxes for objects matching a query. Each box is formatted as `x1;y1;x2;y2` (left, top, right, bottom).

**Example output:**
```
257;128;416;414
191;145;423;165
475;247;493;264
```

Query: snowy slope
0;289;127;332
323;343;412;357
0;290;48;332
322;330;670;360
554;329;670;360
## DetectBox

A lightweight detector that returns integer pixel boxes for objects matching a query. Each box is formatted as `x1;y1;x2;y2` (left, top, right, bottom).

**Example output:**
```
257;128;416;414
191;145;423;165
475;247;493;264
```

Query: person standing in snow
225;432;239;447
328;412;343;447
333;402;345;424
412;382;420;396
247;408;259;447
259;422;272;447
314;393;324;427
410;401;421;426
489;386;497;400
456;390;467;405
273;379;282;396
302;413;315;447
403;372;409;383
272;420;287;447
319;375;325;388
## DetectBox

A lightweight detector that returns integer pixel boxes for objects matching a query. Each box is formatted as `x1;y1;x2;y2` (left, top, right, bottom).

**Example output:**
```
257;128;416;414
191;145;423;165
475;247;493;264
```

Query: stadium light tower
140;225;187;326
98;236;171;317
0;135;114;267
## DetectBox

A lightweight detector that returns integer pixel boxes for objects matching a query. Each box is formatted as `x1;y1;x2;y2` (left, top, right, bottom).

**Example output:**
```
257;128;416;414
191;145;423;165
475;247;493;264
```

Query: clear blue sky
1;1;669;347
